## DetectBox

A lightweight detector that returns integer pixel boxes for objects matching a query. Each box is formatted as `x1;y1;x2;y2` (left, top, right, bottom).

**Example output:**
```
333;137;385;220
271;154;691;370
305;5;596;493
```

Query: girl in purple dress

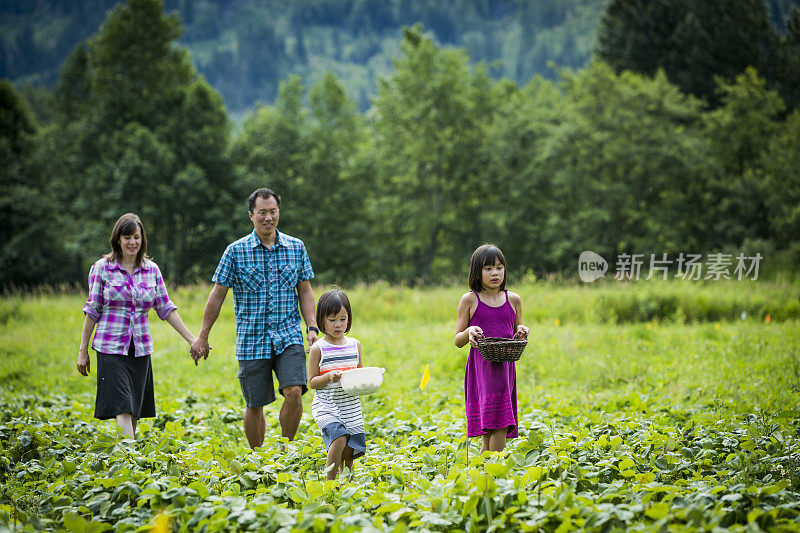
455;244;529;453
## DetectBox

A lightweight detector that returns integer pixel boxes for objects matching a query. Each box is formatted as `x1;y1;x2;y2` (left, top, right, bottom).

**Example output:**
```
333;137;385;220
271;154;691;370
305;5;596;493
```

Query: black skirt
94;346;155;420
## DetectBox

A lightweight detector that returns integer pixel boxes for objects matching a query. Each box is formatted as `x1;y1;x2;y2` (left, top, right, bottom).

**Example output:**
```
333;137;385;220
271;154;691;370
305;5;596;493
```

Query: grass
0;279;798;531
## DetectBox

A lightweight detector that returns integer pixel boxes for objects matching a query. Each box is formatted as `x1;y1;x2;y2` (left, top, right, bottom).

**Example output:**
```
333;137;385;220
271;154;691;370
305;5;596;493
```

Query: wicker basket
476;337;527;362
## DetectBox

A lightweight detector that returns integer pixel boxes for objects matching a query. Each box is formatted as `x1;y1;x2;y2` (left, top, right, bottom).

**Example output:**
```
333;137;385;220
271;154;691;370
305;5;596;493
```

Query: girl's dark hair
468;244;506;292
105;213;149;267
315;289;352;333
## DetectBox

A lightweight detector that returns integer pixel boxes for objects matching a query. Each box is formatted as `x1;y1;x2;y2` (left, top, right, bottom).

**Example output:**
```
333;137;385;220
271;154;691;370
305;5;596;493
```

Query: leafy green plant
1;281;798;531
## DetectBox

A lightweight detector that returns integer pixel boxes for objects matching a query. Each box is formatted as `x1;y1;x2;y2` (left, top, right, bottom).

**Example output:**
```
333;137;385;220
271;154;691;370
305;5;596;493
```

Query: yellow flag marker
419;364;430;390
152;513;169;533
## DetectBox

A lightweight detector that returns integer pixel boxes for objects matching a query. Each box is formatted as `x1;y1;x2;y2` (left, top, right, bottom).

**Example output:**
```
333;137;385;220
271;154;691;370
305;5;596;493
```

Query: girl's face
324;307;349;339
119;231;142;261
481;259;505;290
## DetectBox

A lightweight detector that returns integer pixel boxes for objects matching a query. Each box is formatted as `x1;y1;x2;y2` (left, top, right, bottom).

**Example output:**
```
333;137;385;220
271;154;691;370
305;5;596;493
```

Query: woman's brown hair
105;213;149;267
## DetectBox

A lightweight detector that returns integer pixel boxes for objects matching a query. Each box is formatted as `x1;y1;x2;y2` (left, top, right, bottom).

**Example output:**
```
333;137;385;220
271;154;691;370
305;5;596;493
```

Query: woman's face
119;230;142;261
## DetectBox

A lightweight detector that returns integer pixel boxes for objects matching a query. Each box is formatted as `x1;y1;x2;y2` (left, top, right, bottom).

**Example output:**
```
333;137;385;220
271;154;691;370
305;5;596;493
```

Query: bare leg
279;386;303;441
487;428;508;452
480;434;491;454
116;413;135;439
244;406;266;449
326;436;347;480
342;444;355;480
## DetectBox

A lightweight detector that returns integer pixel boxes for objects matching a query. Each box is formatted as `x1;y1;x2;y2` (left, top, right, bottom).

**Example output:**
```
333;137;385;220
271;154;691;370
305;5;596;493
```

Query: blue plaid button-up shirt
212;230;314;360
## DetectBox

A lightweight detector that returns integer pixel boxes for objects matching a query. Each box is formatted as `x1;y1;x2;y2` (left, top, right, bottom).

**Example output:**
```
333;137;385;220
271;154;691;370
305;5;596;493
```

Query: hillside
1;0;607;113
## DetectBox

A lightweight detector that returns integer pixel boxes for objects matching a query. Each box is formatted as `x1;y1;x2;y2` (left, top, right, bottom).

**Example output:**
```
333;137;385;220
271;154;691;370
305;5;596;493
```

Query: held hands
190;337;212;365
514;325;529;340
77;349;90;376
467;326;485;347
329;370;342;383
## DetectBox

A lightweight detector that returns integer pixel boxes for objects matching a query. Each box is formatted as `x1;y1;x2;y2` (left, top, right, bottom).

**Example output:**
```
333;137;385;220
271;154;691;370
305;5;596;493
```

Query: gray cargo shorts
237;344;307;408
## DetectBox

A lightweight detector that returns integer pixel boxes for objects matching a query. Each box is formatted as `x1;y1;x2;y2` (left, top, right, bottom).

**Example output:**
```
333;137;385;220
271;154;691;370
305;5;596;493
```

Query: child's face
324;308;349;338
481;259;505;290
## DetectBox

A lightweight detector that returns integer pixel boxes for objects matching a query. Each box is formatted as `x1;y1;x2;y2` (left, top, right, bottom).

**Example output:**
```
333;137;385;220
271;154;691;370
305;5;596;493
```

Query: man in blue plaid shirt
191;188;319;449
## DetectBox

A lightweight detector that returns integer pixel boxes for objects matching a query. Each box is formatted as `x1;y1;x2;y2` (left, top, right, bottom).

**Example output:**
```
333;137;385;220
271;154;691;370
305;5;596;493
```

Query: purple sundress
464;290;519;438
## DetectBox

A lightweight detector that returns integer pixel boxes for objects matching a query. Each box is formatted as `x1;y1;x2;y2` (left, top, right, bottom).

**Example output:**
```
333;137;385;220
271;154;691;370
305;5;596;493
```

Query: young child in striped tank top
308;289;365;480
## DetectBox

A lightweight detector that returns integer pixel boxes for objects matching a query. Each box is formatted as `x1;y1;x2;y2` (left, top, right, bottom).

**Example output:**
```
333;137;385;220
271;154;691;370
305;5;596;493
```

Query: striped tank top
317;337;360;377
311;337;364;439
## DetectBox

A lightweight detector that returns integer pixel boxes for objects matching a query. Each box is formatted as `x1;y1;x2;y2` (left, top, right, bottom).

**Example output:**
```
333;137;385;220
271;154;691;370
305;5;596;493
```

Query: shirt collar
249;229;286;250
108;258;150;273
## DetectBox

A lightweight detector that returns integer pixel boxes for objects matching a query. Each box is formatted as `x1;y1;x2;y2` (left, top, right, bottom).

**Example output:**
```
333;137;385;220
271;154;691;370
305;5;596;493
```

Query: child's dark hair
468;244;507;292
315;289;352;333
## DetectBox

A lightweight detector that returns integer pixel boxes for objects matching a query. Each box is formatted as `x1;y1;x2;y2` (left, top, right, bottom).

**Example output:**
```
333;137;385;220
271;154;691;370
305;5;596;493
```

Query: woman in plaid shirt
77;214;197;439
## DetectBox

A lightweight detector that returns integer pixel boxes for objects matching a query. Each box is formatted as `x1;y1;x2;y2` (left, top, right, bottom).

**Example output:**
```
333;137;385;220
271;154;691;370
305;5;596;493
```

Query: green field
1;280;798;531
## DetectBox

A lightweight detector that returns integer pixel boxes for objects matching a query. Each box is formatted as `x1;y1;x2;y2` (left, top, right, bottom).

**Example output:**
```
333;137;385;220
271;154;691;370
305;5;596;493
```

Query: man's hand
306;329;319;351
190;337;211;365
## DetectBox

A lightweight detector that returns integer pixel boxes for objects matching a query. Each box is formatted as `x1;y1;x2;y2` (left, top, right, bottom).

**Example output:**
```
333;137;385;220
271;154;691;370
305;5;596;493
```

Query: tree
48;0;237;284
479;77;569;273
232;73;371;283
371;25;495;284
596;0;782;108
542;62;715;262
704;67;785;247
304;73;371;282
88;0;194;132
761;111;800;252
773;5;800;110
0;82;75;287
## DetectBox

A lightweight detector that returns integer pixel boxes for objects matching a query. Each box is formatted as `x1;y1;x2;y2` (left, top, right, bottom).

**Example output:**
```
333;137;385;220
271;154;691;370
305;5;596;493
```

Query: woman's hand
190;337;212;365
77;349;91;376
468;326;484;347
514;325;529;340
329;370;342;383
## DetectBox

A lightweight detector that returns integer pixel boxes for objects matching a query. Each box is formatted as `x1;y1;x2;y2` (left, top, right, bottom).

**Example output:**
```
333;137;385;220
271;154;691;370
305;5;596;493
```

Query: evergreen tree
596;0;783;107
50;0;237;283
0;82;70;286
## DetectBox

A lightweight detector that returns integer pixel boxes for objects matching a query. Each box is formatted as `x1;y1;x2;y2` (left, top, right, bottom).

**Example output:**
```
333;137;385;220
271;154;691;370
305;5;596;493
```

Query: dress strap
473;290;484;308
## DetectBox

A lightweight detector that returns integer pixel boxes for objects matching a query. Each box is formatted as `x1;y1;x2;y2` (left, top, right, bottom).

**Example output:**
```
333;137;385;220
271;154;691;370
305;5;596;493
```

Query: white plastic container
339;367;385;396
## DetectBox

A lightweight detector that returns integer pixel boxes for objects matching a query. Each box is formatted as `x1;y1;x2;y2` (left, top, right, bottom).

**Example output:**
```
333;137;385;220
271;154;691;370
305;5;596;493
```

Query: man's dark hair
248;188;281;212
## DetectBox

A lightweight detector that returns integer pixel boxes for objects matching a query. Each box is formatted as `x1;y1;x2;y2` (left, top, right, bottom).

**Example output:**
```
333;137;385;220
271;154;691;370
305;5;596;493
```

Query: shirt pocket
279;266;299;289
239;265;265;293
135;282;157;310
104;273;129;303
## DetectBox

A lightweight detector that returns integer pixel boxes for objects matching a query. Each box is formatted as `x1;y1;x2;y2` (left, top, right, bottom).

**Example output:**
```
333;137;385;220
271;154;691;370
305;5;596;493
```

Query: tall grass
1;279;796;415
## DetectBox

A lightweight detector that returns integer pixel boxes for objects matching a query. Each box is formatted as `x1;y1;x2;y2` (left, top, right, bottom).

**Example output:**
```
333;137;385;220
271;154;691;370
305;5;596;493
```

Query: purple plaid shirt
82;258;177;356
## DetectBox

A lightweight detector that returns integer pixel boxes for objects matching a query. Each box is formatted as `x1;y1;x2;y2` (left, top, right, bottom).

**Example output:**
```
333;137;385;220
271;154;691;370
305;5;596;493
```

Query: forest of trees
1;0;799;289
1;0;609;113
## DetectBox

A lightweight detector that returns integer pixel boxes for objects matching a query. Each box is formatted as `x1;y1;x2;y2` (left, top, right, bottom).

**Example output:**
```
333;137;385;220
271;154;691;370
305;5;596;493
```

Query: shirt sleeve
151;263;178;321
298;242;314;282
212;245;236;288
82;261;104;322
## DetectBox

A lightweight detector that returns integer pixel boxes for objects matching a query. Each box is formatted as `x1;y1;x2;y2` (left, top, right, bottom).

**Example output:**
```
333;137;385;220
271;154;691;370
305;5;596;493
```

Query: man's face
249;195;280;239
